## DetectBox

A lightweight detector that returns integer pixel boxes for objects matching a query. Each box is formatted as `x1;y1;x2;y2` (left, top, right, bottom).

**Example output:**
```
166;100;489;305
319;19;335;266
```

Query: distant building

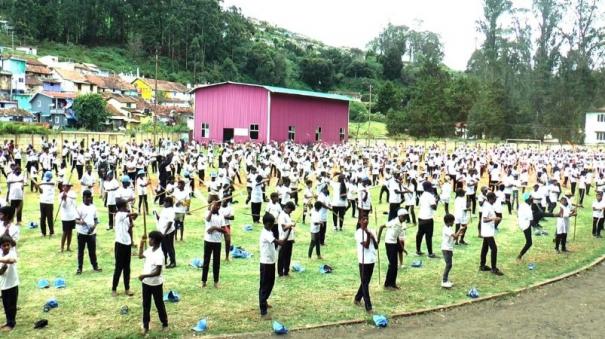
86;75;137;96
131;78;190;103
0;56;26;93
29;91;76;127
192;82;350;144
585;109;605;144
0;107;33;122
16;46;37;56
53;68;96;94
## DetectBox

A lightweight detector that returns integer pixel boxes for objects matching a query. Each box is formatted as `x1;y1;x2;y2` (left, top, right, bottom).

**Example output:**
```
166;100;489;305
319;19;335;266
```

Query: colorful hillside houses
131;78;191;103
0;55;26;93
103;93;142;130
29;91;76;128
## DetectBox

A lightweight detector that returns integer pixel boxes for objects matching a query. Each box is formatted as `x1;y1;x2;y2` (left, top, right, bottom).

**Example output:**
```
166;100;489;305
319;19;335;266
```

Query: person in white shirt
112;198;138;297
138;231;168;334
555;196;576;252
75;190;101;274
6;166;24;225
202;201;225;288
259;213;286;318
155;197;176;268
416;182;437;257
480;192;503;275
517;193;534;260
378;209;407;290
59;184;77;252
104;172;119;230
249;175;265;224
265;192;283;239
38;171;56;237
441;214;465;288
0;234;19;330
136;170;150;215
80;165;95;193
354;215;377;313
592;191;605;237
172;180;190;242
277;202;296;277
453;189;469;245
308;201;323;259
219;199;234;261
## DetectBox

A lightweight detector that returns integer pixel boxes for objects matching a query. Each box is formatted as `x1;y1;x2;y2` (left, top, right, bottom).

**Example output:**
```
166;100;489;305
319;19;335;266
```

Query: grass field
6;170;605;338
348;122;388;139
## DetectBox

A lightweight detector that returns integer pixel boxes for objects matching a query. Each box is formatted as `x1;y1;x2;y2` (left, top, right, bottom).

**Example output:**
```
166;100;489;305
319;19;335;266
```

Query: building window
90;84;94;91
339;128;345;142
597;132;605;141
250;124;259;140
77;83;82;91
315;127;322;142
201;123;210;138
54;116;61;125
599;114;605;122
288;126;296;141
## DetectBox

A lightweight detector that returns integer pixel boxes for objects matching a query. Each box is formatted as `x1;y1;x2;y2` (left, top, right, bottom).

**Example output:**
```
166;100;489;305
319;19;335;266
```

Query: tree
375;81;401;114
468;81;512;139
73;94;109;131
300;57;335;91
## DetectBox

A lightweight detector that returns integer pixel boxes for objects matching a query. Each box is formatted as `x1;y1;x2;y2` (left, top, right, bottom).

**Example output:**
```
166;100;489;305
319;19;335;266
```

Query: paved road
284;262;605;338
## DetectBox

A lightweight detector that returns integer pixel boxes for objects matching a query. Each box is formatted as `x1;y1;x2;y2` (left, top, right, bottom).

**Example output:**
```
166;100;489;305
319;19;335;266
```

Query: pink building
192;82;350;144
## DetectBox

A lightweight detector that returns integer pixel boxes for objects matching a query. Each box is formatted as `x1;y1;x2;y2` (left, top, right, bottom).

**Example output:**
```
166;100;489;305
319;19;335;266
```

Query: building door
223;128;234;142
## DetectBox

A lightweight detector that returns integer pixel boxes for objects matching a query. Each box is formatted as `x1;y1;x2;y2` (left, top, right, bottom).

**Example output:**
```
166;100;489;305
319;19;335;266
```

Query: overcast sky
222;0;538;70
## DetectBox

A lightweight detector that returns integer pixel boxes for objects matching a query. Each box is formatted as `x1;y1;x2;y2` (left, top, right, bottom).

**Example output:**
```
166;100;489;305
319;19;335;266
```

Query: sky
222;0;538;71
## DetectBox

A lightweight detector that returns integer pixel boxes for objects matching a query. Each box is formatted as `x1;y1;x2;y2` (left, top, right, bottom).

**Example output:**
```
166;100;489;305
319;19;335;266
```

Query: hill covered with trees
2;0;605;142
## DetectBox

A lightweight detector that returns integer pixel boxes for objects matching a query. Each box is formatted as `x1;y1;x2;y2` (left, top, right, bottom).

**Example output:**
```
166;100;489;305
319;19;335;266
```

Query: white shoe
441;281;453;288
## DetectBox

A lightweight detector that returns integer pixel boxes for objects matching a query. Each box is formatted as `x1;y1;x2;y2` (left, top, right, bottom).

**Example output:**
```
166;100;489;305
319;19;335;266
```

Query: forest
2;0;605;142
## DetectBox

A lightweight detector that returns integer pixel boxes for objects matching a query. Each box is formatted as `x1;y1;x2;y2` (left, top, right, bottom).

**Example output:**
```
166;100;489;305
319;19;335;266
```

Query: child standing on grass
139;231;168;335
112;198;138;297
0;235;18;331
354;215;377;313
59;183;76;252
453;189;469;245
555;196;576;253
441;214;465;288
203;201;225;288
75;190;102;275
308;201;322;259
259;213;286;319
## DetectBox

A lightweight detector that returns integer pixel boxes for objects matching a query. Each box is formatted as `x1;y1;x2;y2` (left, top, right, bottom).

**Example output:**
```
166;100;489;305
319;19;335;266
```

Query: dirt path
281;262;605;338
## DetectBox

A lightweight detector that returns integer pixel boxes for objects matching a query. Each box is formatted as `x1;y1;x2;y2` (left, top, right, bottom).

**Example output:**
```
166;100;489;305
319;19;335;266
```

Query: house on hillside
16;46;37;56
132;78;190;102
0;70;11;100
38;55;59;68
53;68;96;94
0;56;26;94
0;107;33;122
0;100;17;109
86;75;137;96
103;93;141;130
191;82;350;144
29;91;76;127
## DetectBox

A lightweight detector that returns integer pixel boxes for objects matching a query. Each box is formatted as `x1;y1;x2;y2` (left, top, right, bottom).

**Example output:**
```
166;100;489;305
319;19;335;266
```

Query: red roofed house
192;82;350;144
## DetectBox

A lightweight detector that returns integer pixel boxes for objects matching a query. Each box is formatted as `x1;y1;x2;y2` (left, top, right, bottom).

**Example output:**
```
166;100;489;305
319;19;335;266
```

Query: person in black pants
38;171;55;237
416;182;437;258
138;231;168;335
75;191;102;275
479;192;503;276
354;216;377;313
517;193;534;260
378;209;407;290
202;201;225;288
259;213;285;318
0;234;18;330
112;199;137;297
277;202;296;277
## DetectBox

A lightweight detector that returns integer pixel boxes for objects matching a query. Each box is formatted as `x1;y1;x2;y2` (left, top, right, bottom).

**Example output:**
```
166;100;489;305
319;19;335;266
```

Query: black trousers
161;231;176;265
77;233;99;270
384;243;399;287
571;182;577;195
138;195;148;214
259;263;276;315
480;236;498;269
416;218;434;255
142;283;168;330
251;202;262;223
593;217;605;236
388;203;401;221
405;205;416;224
518;227;533;258
379;186;389;202
308;233;321;258
278;240;294;276
112;242;132;291
10;200;22;223
319;222;327;245
40;203;54;236
202;241;221;283
108;204;116;229
355;263;374;311
332;206;346;229
555;233;568;251
442;250;453;282
348;200;357;217
1;285;18;328
76;165;84;180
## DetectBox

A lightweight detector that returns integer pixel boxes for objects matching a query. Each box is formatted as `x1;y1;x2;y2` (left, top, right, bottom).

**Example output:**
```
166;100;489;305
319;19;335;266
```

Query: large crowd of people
0;136;601;333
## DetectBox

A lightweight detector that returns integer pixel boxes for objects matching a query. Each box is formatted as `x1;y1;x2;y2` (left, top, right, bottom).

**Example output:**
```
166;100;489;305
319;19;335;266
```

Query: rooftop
191;81;351;101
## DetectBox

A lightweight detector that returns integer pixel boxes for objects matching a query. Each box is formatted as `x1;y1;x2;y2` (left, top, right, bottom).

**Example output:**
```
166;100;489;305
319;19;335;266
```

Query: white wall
584;112;605;144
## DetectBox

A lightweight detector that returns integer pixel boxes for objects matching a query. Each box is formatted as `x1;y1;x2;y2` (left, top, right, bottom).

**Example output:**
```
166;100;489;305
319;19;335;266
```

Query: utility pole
367;84;372;146
154;49;158;147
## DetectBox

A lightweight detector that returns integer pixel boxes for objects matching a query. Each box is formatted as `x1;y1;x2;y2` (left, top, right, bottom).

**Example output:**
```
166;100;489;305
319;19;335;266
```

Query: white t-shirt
76;203;97;235
114;211;132;245
277;211;295;241
265;202;282;219
518;202;533;231
480;202;496;237
441;225;455;251
173;189;189;214
388;180;403;204
136;178;148;196
384;217;404;244
60;191;77;221
259;228;277;264
204;213;225;243
0;250;18;290
418;192;436;220
39;183;55;204
0;224;19;243
156;207;176;235
250;183;263;203
104;180;119;205
592;199;605;218
7;173;23;201
142;246;164;286
310;209;321;233
355;228;377;264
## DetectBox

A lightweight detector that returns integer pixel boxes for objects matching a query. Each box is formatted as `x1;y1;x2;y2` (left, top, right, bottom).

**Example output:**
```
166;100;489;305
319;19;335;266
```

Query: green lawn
349;122;388;139
6;172;605;338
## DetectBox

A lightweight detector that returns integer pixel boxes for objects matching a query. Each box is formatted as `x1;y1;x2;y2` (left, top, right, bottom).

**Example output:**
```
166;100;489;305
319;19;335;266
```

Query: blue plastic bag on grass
411;260;423;268
243;224;253;232
292;262;305;273
373;314;388;328
192;318;208;332
272;321;288;335
528;263;536;270
467;288;480;299
231;246;252;259
319;264;333;274
37;279;50;289
163;290;180;302
190;258;203;269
